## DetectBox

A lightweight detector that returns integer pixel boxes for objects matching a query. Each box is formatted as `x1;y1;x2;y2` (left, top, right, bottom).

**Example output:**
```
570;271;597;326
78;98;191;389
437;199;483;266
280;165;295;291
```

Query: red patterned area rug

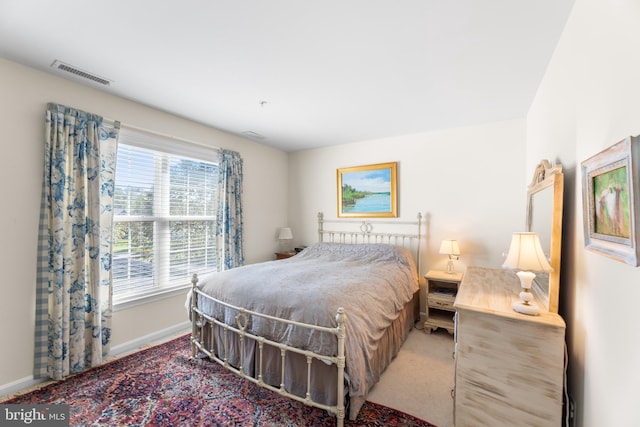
4;334;436;426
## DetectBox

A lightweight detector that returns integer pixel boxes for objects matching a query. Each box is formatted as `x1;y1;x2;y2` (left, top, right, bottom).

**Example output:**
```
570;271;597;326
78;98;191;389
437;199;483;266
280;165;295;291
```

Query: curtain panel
34;103;119;380
217;149;244;270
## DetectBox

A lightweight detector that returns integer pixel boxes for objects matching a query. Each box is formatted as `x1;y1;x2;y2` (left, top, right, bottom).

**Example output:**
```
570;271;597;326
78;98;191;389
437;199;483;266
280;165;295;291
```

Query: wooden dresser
453;267;566;427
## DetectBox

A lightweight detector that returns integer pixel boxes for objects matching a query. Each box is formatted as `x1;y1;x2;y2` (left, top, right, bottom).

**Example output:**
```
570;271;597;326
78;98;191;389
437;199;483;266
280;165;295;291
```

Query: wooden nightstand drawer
428;293;455;310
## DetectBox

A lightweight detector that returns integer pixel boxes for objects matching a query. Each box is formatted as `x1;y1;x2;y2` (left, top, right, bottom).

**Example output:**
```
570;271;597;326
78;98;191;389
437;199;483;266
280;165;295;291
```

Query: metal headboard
317;212;424;276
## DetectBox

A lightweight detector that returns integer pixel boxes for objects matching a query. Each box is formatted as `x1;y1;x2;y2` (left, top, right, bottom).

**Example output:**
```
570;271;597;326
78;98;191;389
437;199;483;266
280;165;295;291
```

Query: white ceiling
0;0;574;152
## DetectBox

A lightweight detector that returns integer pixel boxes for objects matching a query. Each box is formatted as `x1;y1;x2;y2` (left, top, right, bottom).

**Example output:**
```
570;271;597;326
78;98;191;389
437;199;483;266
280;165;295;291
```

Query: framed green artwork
581;136;640;265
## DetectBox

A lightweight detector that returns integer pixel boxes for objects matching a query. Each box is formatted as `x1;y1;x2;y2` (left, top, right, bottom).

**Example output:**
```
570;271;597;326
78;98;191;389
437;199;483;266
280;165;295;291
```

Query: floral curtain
217;149;244;269
34;103;119;380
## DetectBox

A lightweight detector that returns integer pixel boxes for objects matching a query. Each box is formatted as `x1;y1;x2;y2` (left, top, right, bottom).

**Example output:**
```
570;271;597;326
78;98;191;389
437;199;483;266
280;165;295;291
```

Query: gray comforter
192;242;419;415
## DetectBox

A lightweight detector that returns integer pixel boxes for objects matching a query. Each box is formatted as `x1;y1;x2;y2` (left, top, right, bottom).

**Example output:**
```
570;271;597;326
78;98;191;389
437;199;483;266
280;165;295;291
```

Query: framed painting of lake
337;162;397;218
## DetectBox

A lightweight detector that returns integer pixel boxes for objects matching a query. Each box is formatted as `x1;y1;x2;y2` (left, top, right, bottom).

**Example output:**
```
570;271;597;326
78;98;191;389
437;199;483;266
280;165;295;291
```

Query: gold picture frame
581;136;640;266
337;162;397;218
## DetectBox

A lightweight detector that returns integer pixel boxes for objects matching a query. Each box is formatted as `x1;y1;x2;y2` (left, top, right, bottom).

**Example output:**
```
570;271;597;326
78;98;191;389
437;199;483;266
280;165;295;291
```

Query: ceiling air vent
51;60;112;86
242;131;266;140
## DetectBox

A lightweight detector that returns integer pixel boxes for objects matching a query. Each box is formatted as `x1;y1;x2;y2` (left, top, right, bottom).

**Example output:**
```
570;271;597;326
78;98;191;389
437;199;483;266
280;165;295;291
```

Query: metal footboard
189;274;347;427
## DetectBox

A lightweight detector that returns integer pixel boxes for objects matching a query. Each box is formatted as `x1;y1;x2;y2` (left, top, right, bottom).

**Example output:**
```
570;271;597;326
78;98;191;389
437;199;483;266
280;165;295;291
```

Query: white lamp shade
278;227;293;240
503;232;552;272
439;239;460;256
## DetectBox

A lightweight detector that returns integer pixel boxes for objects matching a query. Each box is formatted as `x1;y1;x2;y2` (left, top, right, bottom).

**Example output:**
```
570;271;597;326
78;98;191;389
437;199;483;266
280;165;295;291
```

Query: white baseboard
0;321;191;400
109;321;190;357
0;376;45;400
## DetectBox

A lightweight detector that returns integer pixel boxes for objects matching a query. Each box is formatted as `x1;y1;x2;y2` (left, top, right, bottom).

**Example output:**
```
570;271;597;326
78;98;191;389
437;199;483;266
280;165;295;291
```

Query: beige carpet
367;326;455;427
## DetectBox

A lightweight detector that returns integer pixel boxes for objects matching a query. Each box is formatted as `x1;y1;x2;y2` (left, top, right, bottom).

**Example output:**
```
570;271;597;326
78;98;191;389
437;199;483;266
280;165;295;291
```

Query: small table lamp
502;232;553;316
278;227;293;252
439;239;460;274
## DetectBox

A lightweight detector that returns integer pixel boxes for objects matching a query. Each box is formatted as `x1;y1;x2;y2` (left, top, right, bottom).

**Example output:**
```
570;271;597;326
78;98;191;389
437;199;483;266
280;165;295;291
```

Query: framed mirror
526;160;564;313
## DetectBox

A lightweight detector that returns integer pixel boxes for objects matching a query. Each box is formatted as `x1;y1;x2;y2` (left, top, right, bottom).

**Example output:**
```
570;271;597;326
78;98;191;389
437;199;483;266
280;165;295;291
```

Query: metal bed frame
189;212;423;426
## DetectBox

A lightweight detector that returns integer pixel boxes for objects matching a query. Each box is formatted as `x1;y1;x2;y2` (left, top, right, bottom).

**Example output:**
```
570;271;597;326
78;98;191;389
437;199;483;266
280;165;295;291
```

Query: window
112;128;219;304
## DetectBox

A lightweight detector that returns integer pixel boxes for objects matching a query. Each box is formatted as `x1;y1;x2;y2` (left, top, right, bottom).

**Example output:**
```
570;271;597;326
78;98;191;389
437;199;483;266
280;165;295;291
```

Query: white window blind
112;127;219;302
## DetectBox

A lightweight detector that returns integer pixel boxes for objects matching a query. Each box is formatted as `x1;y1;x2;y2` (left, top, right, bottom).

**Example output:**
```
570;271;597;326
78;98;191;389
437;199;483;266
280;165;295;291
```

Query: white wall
0;58;288;388
288;119;527;313
527;0;640;425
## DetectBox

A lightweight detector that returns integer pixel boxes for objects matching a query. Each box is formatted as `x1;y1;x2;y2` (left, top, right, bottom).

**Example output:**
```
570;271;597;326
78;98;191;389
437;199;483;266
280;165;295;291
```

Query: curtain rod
102;116;222;152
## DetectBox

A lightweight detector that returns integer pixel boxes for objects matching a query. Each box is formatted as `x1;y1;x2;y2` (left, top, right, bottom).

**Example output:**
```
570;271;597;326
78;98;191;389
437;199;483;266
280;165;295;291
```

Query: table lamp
439;239;460;274
502;232;553;316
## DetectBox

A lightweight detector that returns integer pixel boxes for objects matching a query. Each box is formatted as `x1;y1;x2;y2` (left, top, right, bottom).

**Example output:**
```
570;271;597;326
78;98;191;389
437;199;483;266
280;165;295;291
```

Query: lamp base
446;259;455;274
512;301;540;316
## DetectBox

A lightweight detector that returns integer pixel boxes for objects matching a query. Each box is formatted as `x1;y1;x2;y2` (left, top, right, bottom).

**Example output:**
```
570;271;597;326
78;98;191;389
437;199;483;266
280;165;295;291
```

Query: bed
188;213;423;426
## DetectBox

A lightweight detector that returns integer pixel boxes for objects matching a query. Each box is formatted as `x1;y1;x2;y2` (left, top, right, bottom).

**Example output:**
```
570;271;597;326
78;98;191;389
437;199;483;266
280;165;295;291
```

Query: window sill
113;285;191;312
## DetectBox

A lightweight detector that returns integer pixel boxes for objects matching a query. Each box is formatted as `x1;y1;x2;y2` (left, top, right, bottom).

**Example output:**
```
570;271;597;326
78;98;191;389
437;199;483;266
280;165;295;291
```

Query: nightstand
275;251;296;260
424;270;463;334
